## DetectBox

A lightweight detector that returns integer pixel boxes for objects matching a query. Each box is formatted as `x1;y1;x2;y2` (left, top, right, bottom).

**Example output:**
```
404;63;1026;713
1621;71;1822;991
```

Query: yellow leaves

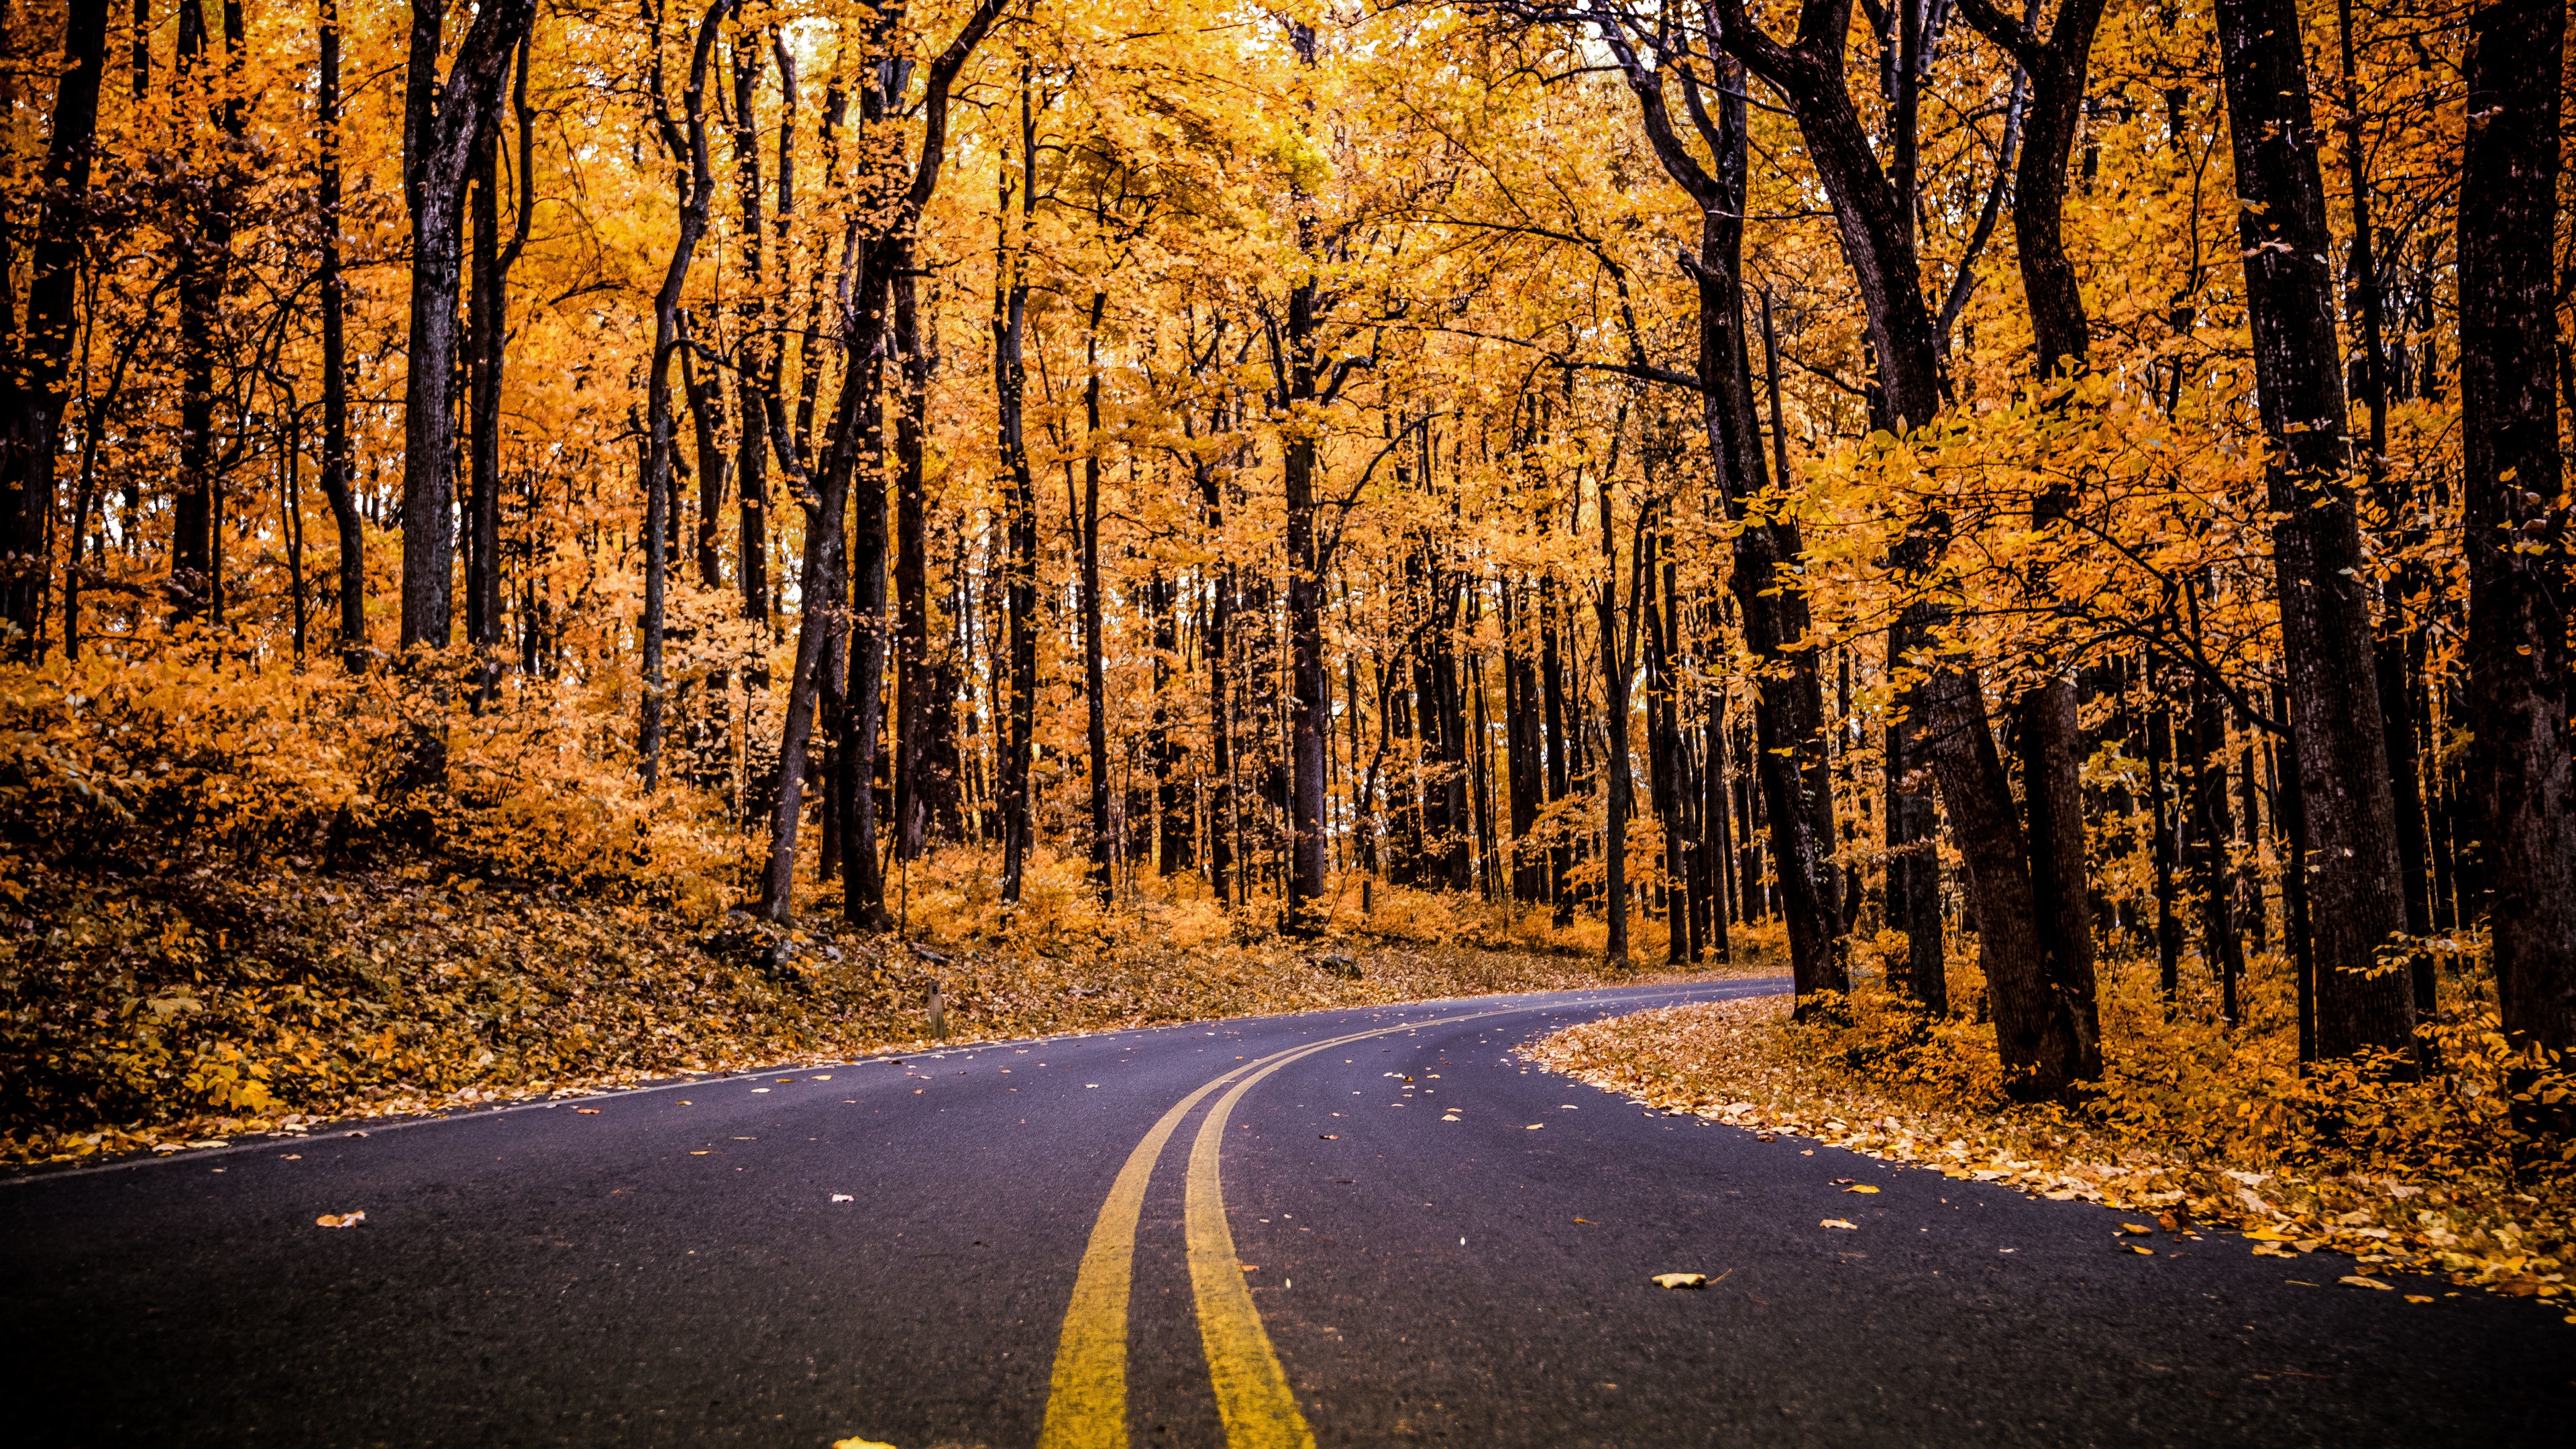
1819;1218;1859;1230
1650;1273;1707;1289
314;1212;365;1228
1527;983;2575;1313
1841;1184;1880;1195
2340;1275;2394;1291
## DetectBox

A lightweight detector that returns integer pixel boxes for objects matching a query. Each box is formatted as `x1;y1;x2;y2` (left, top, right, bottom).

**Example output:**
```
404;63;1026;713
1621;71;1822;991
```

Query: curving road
5;978;2567;1447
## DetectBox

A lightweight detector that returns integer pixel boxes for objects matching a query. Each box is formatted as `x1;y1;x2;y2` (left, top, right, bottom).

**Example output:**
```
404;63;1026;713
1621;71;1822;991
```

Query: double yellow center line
1036;1008;1521;1449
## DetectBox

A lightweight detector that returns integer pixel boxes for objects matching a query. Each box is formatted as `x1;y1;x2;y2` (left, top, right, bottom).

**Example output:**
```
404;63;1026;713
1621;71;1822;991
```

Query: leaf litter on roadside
1525;994;2573;1310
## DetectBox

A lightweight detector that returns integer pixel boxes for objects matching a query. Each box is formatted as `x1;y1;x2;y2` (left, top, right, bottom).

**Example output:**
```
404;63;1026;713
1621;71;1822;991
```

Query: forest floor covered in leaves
1529;983;2575;1318
0;844;1759;1167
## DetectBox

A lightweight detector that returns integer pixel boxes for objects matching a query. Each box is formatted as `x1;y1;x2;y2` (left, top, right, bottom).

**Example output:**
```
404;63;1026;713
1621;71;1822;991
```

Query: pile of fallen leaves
0;845;1748;1165
1528;981;2573;1316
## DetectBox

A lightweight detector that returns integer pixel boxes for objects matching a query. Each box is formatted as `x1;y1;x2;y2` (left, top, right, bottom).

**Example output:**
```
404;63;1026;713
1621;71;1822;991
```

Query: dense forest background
0;0;2568;1139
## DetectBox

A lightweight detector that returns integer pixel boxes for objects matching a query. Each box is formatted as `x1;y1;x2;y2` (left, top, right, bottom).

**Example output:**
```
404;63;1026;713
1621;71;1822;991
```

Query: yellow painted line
1037;1004;1548;1449
1037;1055;1266;1449
1186;1049;1328;1449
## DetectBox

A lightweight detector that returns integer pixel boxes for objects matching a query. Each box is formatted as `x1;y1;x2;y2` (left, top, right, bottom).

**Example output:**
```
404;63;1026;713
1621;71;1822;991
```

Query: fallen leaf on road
751;1088;770;1094
575;1108;600;1115
1319;1134;1338;1140
279;1154;300;1161
1240;1264;1259;1272
1525;1124;1544;1130
2125;1245;2155;1255
1755;1133;1777;1142
676;1100;692;1106
2341;1275;2394;1291
1651;1273;1707;1289
2404;1295;2433;1303
2118;1222;2153;1235
831;1194;854;1203
189;1140;229;1149
1843;1185;1880;1194
690;1150;710;1155
1820;1218;1858;1230
1574;1218;1594;1224
832;1438;897;1449
811;1075;832;1081
315;1212;365;1228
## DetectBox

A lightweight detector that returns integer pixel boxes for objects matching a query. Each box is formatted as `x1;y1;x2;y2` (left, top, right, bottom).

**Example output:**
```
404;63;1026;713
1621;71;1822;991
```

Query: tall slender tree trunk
730;27;774;647
1598;471;1631;967
2215;0;2415;1059
892;270;941;860
0;0;107;651
2458;0;2573;1070
1080;292;1112;900
170;0;226;624
400;0;538;657
995;77;1038;905
639;2;726;790
316;0;364;665
757;0;999;922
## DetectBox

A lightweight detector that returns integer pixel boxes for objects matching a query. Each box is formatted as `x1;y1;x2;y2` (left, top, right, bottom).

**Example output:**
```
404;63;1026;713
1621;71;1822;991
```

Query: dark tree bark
466;33;529;710
2459;0;2573;1066
758;0;998;922
729;25;775;640
2214;0;2415;1059
2326;0;2435;1014
315;0;364;664
399;0;539;654
1;0;107;650
1199;468;1234;904
1591;24;1845;1000
1080;292;1112;900
1709;0;2090;1087
994;77;1038;906
891;269;942;860
638;1;727;791
1598;471;1631;967
170;0;233;625
2186;655;2247;1021
2145;674;2183;1000
1152;566;1191;873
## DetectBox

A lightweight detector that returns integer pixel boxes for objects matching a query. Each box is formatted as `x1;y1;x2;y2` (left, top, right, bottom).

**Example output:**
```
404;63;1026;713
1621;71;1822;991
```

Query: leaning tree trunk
2458;0;2573;1068
1594;34;1845;1000
2215;0;2415;1059
1711;0;2092;1089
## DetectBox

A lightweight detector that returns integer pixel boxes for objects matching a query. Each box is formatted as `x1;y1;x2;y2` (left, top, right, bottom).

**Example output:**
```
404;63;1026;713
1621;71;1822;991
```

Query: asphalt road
5;977;2568;1448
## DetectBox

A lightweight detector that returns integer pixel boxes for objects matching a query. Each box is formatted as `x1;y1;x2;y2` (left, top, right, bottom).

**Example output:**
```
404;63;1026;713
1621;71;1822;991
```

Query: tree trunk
316;0;364;664
758;0;998;922
638;2;725;791
892;269;941;861
1598;472;1631;967
2215;0;2415;1059
170;0;225;625
1;0;107;650
1081;292;1112;900
995;82;1038;905
2459;0;2573;1067
400;0;538;656
729;28;775;645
